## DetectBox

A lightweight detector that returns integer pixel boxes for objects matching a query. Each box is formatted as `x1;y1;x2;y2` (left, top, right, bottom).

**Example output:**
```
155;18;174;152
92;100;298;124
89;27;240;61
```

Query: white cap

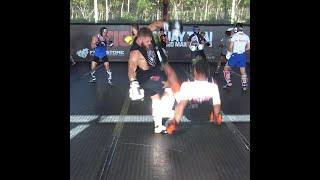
226;28;234;32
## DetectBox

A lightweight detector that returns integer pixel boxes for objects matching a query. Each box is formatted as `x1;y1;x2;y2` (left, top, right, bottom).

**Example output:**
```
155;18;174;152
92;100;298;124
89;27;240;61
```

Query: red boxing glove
210;111;222;125
165;118;178;135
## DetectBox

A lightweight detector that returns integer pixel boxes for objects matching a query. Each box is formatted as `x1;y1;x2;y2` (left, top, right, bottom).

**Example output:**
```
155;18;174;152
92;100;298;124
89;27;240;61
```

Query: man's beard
142;42;151;49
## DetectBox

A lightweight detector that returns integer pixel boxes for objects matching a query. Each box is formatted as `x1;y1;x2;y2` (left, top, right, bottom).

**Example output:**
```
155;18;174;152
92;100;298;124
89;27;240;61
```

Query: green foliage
70;0;250;24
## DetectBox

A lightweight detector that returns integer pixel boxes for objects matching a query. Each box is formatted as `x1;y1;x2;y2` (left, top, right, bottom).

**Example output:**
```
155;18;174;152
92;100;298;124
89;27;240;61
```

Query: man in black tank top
128;27;170;134
128;21;183;134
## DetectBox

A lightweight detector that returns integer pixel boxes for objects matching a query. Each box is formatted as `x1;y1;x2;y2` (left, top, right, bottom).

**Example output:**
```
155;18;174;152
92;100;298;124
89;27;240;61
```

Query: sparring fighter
125;21;181;96
89;27;114;85
159;28;169;54
187;25;207;61
216;28;233;74
128;21;182;134
187;26;211;78
223;23;250;91
165;58;222;135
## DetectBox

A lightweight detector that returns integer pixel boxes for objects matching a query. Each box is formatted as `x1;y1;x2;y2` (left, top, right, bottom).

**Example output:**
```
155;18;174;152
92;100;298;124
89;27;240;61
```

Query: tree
127;0;130;13
94;0;98;23
105;0;109;22
70;0;250;24
71;0;94;22
231;0;236;24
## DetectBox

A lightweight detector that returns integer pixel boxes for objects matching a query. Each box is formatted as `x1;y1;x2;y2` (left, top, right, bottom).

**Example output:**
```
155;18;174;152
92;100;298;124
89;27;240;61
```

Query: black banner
70;24;250;63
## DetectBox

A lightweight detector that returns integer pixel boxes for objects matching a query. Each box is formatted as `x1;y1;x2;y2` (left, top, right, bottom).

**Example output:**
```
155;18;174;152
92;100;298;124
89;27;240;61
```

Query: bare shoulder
129;50;144;61
129;50;140;57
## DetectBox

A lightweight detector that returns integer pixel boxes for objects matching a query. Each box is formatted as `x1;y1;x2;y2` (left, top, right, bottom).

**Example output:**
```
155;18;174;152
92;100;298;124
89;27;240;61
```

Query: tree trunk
224;0;227;20
71;6;73;20
127;0;130;13
121;0;124;18
193;6;196;21
205;0;208;20
231;0;236;24
136;4;139;16
105;0;109;22
240;7;244;21
77;5;86;20
186;11;188;22
181;5;183;21
94;0;98;23
157;0;160;20
173;2;177;20
215;3;220;20
163;0;169;21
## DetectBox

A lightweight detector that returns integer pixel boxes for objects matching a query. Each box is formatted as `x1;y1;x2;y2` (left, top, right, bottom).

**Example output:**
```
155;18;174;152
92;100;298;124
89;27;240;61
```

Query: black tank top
130;37;161;83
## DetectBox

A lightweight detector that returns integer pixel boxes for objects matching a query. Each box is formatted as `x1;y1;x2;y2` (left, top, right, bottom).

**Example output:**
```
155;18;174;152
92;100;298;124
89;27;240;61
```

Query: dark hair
137;27;153;38
234;23;243;32
193;56;209;77
100;27;108;35
131;24;139;31
160;28;164;31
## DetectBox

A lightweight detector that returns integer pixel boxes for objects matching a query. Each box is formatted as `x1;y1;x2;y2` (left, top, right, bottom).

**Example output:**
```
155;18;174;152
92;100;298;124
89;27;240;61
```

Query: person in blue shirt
89;27;114;85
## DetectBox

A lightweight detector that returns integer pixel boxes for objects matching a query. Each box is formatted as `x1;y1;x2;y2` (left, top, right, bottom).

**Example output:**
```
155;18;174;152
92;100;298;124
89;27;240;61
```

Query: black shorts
191;50;206;61
139;69;167;97
92;56;109;63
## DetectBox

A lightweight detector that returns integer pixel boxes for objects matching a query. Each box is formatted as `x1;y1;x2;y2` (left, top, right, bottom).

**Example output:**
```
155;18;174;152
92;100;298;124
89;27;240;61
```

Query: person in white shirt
223;23;250;91
165;58;222;135
217;28;233;74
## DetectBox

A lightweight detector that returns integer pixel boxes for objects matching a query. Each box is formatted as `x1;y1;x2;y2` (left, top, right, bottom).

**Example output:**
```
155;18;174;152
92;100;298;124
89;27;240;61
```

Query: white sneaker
154;125;167;134
242;86;248;91
107;79;113;85
89;77;96;83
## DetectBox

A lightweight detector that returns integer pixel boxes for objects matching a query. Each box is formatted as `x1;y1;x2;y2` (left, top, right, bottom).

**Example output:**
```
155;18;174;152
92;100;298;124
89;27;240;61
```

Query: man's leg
151;94;167;133
160;88;175;119
240;67;248;90
103;57;112;85
141;73;168;133
238;54;248;91
89;57;98;83
223;64;232;88
155;44;181;101
215;54;224;74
